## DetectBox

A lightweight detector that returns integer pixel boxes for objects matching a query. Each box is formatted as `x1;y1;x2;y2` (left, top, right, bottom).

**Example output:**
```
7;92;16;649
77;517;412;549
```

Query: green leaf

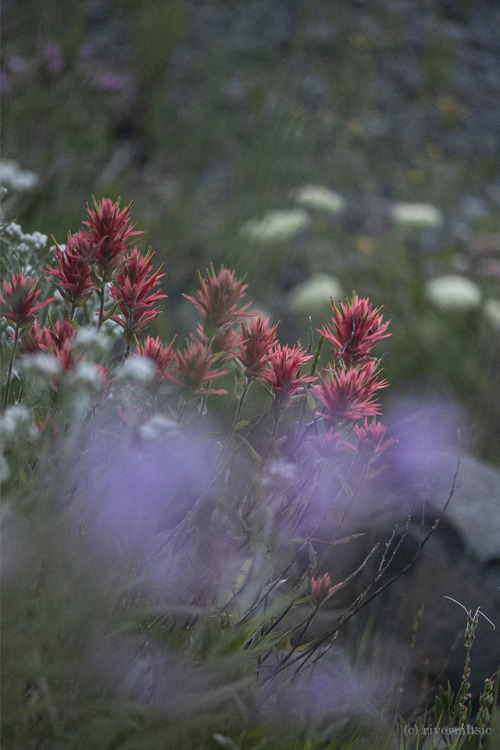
306;388;316;411
237;434;262;464
98;300;121;324
332;532;366;546
234;557;253;591
233;420;249;431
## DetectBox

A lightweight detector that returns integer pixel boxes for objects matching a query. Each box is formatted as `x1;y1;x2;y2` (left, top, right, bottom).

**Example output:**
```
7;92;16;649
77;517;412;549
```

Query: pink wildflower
46;319;78;369
318;294;390;364
0;273;56;331
19;319;52;354
262;343;316;405
313;360;388;424
45;231;94;312
311;573;342;604
200;322;240;360
83;197;143;284
353;418;397;460
183;266;255;334
139;335;177;382
172;336;229;396
315;428;352;458
236;315;279;379
110;248;167;347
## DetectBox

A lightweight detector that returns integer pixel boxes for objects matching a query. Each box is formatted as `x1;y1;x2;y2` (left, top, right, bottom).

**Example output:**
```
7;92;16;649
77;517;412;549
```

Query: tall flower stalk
109;247;167;354
45;232;94;320
1;273;55;408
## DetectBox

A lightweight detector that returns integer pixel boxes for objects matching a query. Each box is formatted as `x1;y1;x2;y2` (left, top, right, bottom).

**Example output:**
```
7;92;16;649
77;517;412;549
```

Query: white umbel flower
483;298;500;331
292;184;346;215
390;202;444;229
425;274;482;312
294;274;343;317
241;209;310;243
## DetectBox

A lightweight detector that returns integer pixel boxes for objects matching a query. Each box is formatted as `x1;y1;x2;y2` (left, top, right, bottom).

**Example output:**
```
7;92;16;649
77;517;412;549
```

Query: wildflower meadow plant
2;197;497;750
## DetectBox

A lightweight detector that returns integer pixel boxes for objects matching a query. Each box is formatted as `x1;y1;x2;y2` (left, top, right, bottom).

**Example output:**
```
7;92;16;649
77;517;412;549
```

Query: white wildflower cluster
0;406;37;485
115;356;156;384
390;202;444;229
0;160;39;194
293;273;343;317
20;351;62;379
291;184;346;215
424;274;482;312
483;298;500;331
2;220;48;256
240;184;346;249
66;361;105;391
0;163;47;278
0;404;33;439
241;209;310;244
72;328;113;358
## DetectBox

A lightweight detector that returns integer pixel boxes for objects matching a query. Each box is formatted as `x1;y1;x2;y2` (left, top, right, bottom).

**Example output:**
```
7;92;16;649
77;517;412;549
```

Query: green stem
216;379;252;468
3;325;19;410
97;285;106;329
232;378;251;428
310;335;324;377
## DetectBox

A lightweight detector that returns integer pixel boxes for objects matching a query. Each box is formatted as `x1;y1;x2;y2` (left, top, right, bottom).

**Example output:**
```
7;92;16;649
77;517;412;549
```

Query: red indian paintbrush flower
196;321;240;360
353;418;397;459
315;428;352;458
110;248;167;347
183;266;255;335
313;360;388;424
46;319;78;370
236;315;279;379
172;336;229;396
83;197;143;284
0;273;56;331
194;320;242;365
262;342;316;405
45;231;94;312
19;319;52;354
318;294;390;364
311;573;342;604
139;334;177;382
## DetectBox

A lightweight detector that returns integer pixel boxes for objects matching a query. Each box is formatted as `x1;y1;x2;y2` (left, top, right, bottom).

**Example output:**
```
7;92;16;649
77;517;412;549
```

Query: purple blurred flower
259;653;395;731
95;72;128;91
5;55;28;73
78;41;97;59
72;419;242;602
44;42;64;74
0;69;8;93
87;635;247;716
